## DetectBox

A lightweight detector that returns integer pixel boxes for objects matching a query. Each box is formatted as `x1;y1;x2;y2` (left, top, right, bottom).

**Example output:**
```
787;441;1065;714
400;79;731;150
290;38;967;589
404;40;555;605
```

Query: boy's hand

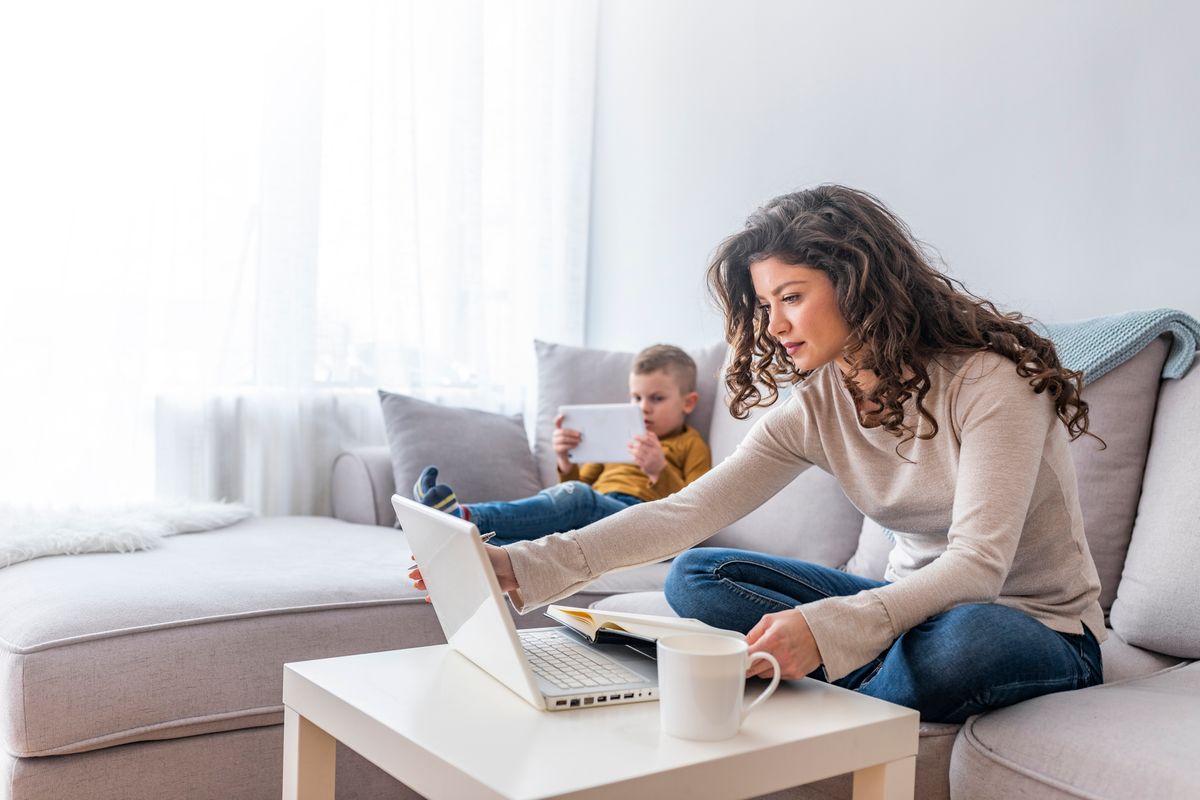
552;413;582;473
628;431;666;483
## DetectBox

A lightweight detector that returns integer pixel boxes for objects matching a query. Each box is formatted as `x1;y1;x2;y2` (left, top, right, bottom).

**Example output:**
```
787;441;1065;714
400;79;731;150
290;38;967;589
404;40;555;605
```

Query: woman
412;185;1105;723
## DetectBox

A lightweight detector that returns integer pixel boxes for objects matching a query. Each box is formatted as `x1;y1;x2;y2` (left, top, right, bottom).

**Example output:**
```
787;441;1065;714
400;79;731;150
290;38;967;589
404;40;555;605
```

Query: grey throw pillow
378;391;543;507
531;339;727;487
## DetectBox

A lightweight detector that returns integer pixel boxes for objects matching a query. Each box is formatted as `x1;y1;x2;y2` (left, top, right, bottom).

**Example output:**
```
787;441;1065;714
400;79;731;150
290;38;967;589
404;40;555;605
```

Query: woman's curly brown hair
707;185;1095;447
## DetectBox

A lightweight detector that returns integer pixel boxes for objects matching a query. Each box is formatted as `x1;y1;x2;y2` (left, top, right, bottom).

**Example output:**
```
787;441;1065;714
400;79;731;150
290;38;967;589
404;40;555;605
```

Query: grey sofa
1;336;1196;799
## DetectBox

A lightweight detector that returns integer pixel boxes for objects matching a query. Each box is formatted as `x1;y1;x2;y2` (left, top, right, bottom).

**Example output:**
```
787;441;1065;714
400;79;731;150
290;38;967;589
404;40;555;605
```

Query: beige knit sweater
505;351;1106;681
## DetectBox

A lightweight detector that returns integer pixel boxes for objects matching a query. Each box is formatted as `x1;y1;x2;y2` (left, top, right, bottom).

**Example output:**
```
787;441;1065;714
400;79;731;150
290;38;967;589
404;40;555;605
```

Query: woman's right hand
484;543;520;593
408;543;520;600
552;413;581;473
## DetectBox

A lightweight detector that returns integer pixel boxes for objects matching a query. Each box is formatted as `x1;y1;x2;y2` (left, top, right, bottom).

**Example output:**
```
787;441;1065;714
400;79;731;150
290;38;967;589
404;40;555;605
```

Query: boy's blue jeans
664;547;1103;723
469;481;641;545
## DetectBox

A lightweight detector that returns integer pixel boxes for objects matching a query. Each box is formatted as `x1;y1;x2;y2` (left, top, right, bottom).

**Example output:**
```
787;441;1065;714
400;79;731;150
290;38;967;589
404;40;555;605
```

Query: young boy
413;344;712;545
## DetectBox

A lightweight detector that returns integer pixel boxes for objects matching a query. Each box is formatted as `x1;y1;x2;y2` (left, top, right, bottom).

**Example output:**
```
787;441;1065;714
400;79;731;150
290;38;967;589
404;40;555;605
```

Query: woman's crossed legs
664;547;1102;723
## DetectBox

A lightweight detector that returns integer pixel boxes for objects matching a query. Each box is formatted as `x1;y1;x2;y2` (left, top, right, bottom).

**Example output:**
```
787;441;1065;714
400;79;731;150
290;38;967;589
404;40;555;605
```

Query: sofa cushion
566;561;673;598
590;590;676;616
1068;336;1168;612
1109;354;1200;659
843;517;892;580
1099;628;1187;684
531;340;727;487
703;394;864;567
379;390;542;511
950;661;1200;799
0;517;440;757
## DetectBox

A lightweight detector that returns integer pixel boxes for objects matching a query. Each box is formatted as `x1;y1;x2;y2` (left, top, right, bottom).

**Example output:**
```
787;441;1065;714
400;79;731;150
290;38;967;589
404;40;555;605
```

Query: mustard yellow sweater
556;424;711;502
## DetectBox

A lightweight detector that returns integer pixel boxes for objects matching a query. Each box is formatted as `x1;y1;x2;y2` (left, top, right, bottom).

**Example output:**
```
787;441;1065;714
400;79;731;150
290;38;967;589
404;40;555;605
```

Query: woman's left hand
745;608;823;679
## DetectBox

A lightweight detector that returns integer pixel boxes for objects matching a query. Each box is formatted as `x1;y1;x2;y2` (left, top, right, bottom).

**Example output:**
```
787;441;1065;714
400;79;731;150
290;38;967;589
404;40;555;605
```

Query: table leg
851;755;915;800
283;707;336;800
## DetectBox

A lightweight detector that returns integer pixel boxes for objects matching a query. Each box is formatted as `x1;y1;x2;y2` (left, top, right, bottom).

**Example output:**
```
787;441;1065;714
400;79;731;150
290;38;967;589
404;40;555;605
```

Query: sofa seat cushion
566;561;672;598
589;590;675;616
0;517;437;757
1099;627;1186;684
950;661;1200;799
0;516;675;759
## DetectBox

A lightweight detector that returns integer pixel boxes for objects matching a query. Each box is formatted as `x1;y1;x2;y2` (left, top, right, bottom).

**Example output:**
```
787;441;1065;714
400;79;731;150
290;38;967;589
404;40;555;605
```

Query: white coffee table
283;645;918;800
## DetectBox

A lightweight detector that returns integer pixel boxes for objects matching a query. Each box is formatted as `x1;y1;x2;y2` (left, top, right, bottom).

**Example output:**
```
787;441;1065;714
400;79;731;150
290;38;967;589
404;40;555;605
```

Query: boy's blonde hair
632;344;698;395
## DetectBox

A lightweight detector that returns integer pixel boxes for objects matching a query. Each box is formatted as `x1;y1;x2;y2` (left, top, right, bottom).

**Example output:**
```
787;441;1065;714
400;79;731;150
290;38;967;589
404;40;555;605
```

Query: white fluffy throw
0;501;252;569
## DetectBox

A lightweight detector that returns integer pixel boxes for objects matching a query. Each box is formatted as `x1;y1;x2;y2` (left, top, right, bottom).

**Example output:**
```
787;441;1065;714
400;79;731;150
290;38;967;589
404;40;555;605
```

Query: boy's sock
413;465;439;502
412;465;470;521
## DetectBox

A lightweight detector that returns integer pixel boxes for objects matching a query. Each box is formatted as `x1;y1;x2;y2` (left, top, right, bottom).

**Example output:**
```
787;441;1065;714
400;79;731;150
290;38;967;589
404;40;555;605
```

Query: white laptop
393;495;659;711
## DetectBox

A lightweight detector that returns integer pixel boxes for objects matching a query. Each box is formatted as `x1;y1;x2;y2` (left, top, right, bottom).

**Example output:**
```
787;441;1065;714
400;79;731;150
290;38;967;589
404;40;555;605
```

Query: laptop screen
393;496;543;708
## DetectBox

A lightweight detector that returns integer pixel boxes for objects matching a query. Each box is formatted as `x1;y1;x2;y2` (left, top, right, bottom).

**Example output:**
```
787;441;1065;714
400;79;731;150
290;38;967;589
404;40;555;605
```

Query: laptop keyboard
520;630;642;689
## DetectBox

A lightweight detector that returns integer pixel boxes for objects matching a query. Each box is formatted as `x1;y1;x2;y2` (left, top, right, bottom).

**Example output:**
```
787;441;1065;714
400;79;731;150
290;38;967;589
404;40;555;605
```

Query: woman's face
750;257;853;374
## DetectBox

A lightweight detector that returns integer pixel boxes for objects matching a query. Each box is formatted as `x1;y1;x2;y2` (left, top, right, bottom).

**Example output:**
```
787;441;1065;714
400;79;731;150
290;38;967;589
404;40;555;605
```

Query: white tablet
558;403;645;465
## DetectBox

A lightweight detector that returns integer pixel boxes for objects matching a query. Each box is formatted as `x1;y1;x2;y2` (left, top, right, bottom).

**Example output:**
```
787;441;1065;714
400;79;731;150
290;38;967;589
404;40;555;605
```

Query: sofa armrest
331;447;397;527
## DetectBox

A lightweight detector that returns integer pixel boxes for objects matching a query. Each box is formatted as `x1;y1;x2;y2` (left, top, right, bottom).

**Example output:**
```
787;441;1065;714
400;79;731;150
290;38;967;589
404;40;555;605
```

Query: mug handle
741;651;782;722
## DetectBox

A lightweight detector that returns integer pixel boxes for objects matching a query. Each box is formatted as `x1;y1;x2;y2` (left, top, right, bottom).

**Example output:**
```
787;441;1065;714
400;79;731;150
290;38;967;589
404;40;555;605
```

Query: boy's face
629;369;699;438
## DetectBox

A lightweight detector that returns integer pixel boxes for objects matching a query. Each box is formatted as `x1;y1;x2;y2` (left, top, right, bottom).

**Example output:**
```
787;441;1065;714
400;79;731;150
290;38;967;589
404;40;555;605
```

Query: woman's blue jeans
664;548;1103;723
469;481;641;545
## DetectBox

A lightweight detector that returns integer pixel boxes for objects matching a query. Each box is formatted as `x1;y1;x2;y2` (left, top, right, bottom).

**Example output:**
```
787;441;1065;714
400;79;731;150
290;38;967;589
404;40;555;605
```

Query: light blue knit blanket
1037;308;1200;384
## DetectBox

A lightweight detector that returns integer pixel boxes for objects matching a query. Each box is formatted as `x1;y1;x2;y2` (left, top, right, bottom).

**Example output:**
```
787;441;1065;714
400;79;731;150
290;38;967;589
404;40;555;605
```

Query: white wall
584;0;1200;351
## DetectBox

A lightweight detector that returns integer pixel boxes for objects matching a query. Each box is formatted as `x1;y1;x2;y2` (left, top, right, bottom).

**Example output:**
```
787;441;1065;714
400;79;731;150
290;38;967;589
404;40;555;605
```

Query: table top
284;645;918;800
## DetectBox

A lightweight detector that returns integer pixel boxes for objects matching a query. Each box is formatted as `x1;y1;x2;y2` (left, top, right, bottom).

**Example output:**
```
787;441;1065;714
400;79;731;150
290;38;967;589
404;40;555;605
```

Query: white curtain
0;0;597;514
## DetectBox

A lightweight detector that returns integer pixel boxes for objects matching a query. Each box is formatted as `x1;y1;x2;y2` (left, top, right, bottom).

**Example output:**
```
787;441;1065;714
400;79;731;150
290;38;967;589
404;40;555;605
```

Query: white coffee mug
657;633;781;741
